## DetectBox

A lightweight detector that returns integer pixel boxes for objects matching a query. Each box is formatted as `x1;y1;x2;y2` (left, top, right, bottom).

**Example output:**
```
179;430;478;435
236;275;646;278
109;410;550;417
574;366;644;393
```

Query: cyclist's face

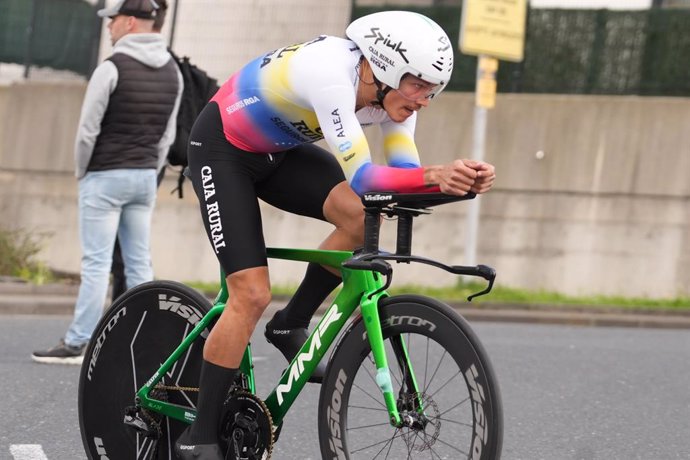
384;75;434;122
396;75;440;101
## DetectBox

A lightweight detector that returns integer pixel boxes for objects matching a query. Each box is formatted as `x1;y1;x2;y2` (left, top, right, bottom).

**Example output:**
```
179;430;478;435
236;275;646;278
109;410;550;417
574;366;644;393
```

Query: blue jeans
65;169;157;347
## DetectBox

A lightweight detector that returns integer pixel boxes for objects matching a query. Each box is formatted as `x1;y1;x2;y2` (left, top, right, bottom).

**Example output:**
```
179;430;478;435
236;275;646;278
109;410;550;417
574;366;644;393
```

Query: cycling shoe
264;320;326;383
174;426;223;460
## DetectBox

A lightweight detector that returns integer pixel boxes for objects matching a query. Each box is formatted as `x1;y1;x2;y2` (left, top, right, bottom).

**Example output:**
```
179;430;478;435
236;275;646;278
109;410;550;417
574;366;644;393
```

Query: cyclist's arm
379;113;493;195
311;88;434;195
74;61;117;179
380;115;422;169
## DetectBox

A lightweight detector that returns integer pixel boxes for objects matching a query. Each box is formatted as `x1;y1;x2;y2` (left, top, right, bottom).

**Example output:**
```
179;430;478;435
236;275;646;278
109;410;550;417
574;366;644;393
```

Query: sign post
459;0;527;265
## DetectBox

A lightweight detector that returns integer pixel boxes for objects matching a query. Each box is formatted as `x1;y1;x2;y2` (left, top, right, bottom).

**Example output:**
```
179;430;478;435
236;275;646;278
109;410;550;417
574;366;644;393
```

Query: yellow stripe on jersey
383;131;420;167
259;46;323;142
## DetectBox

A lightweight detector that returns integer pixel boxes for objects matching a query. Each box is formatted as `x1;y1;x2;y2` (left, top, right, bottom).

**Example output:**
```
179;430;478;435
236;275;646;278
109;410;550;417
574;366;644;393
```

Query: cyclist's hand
464;160;496;194
425;160;478;195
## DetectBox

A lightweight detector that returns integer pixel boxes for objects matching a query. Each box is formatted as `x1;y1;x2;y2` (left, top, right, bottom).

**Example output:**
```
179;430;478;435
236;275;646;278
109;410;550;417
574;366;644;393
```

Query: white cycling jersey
211;35;432;194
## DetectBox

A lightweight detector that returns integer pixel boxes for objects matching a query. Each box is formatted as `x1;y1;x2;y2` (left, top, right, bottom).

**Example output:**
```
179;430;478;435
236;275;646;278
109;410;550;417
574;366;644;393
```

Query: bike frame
135;247;411;428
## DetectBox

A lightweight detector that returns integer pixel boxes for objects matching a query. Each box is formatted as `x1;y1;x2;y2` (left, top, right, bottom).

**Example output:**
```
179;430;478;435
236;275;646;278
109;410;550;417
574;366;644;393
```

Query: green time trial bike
78;191;503;459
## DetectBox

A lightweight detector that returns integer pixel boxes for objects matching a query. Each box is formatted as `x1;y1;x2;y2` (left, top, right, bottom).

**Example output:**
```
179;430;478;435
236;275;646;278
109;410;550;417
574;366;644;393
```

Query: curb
451;307;690;329
0;282;79;296
2;282;690;329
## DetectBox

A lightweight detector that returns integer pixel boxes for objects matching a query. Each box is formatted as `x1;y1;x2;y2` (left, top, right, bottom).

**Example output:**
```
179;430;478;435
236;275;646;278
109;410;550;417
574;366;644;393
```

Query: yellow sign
460;0;527;62
476;56;498;108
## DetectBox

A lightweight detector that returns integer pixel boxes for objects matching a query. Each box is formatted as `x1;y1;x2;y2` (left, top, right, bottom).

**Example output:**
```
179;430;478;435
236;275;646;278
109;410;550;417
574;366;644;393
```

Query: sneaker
31;339;85;365
174;426;223;460
264;318;326;383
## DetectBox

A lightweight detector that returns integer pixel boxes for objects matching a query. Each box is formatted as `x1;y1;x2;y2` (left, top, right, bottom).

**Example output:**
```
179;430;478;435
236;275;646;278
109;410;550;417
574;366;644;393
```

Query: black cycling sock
188;361;238;444
273;263;342;329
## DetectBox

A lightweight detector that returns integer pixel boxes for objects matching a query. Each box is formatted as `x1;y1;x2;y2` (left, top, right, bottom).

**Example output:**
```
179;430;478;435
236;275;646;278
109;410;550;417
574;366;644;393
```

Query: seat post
363;207;381;254
396;212;413;256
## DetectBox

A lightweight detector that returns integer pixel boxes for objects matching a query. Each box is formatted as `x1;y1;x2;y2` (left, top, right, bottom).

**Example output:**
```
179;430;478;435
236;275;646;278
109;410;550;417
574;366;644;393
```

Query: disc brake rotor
397;392;441;452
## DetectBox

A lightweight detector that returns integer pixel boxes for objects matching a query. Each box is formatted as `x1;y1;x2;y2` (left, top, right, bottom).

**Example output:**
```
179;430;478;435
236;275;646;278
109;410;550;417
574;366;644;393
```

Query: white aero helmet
346;11;454;98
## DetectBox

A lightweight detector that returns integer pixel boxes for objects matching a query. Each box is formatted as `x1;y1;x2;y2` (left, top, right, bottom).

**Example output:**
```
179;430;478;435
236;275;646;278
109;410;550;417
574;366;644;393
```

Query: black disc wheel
317;295;503;459
78;280;213;459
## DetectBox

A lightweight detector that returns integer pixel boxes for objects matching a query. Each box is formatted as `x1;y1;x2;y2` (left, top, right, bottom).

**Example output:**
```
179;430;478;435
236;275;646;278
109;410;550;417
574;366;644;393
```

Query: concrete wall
1;80;688;298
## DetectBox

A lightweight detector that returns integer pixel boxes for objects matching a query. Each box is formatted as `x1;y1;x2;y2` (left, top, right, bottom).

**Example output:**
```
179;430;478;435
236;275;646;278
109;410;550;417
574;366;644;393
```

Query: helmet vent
432;56;446;72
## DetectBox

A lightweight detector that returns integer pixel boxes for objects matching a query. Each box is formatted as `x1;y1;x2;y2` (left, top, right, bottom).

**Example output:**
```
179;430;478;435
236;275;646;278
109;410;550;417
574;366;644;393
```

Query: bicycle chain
146;383;196;460
154;383;199;392
139;388;167;460
140;408;162;438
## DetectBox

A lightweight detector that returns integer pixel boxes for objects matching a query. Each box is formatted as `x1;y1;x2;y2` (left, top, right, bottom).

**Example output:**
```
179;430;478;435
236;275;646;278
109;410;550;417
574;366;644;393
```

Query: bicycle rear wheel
318;294;503;460
78;280;212;460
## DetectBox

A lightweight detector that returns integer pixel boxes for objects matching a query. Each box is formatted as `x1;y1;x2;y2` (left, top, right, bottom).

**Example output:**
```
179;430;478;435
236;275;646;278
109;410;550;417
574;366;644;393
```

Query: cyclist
176;11;496;458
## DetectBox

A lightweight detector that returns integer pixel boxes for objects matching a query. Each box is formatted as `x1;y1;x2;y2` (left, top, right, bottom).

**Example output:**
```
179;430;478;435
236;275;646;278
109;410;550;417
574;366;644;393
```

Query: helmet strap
357;58;392;109
372;77;392;109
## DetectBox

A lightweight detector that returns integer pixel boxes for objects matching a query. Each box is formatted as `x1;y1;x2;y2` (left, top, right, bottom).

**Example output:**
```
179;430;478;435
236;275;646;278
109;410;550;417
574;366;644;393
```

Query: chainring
219;390;274;460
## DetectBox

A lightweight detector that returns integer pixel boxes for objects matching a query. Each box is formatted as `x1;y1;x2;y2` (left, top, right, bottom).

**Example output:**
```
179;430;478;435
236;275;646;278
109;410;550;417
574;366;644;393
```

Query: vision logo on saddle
363;193;393;202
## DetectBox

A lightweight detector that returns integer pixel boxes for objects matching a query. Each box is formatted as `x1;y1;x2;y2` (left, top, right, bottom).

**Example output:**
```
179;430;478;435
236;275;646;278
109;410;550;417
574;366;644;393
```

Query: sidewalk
2;280;690;329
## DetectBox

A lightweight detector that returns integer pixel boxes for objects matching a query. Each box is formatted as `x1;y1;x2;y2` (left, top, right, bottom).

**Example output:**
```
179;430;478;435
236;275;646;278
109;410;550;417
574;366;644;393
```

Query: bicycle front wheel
78;280;212;460
318;294;503;460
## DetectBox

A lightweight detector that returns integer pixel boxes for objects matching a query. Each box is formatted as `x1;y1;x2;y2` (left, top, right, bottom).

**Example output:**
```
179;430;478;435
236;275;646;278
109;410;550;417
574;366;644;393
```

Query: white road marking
9;445;49;460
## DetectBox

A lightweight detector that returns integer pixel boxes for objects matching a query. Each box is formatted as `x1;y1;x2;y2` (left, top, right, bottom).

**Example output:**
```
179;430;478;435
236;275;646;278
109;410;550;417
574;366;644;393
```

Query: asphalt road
1;315;689;459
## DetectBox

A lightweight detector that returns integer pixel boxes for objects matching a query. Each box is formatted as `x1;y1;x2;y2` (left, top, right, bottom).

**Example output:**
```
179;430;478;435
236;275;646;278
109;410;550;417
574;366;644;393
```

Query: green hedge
3;1;688;94
352;5;690;96
0;0;99;76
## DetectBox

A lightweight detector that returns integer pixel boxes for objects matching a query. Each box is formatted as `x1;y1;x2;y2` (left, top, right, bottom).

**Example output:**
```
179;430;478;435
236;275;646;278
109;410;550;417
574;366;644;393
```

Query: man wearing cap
32;0;183;364
109;0;169;304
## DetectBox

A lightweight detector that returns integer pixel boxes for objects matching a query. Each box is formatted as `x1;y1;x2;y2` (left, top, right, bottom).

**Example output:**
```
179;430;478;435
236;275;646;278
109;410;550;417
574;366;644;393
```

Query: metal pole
169;0;180;48
465;55;496;266
464;102;486;266
23;0;38;79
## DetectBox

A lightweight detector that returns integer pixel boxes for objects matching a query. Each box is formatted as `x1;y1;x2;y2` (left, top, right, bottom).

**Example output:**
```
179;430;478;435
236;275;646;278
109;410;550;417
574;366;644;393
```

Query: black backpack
168;50;220;197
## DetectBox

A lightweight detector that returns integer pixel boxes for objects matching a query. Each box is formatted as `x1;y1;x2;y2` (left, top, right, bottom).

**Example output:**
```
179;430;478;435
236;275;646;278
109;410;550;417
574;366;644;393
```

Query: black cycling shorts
187;102;346;275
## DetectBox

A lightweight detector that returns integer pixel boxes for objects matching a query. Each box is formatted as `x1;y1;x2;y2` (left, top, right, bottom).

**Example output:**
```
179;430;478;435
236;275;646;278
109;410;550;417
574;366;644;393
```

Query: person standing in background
109;0;171;303
32;0;183;364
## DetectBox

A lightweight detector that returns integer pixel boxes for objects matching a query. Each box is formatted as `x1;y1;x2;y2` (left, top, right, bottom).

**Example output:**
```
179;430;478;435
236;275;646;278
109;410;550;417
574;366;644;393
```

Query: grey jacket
74;33;183;178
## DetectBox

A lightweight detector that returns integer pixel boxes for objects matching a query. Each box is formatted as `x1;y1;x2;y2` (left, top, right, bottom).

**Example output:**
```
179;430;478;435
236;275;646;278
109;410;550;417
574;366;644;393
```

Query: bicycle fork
360;288;424;428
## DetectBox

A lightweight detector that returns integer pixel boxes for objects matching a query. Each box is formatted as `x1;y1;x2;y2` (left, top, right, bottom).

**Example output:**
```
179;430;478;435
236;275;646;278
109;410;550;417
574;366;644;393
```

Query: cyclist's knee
324;183;366;241
344;212;365;244
227;268;272;321
340;203;365;242
234;287;271;313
